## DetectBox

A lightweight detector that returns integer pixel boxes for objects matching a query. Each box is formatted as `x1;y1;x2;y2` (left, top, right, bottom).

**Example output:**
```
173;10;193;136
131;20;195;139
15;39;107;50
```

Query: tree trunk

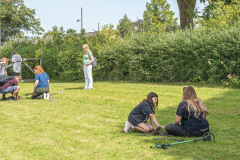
177;0;196;29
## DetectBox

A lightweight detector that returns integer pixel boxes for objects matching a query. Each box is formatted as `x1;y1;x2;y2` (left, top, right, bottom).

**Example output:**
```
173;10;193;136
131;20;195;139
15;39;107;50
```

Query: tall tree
177;0;197;29
146;0;178;32
177;0;232;30
117;14;134;38
142;10;153;32
0;0;44;44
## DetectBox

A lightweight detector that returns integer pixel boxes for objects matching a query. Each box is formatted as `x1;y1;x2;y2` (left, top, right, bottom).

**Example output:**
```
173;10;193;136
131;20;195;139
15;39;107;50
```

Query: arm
4;68;7;76
33;80;39;93
86;54;94;66
149;114;164;130
174;115;182;124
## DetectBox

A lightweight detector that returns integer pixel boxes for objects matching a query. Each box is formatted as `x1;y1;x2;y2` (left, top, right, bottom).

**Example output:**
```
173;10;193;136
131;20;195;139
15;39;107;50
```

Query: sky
24;0;207;35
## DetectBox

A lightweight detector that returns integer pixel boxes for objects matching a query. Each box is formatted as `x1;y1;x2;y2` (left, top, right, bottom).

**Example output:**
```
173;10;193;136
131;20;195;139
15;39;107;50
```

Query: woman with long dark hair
124;92;164;133
165;86;209;137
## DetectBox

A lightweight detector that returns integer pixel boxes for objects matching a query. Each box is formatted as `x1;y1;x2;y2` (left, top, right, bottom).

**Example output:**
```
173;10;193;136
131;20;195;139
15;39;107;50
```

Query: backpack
92;55;97;68
0;76;14;87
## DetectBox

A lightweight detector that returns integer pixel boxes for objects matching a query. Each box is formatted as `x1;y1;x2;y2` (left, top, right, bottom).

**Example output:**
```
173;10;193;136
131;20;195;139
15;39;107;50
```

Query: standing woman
12;51;22;76
165;86;209;137
82;44;94;90
31;65;49;99
0;58;8;77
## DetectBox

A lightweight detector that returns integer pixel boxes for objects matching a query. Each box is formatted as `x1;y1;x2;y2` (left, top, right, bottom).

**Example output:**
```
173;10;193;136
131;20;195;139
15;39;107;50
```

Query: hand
86;63;89;66
160;126;165;129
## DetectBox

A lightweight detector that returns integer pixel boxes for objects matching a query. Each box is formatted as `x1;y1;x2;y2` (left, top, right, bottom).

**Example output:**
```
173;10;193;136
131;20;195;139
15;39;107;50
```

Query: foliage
96;24;240;87
146;0;178;32
1;23;240;87
0;0;44;43
117;14;134;38
0;37;41;78
0;82;239;159
200;0;240;28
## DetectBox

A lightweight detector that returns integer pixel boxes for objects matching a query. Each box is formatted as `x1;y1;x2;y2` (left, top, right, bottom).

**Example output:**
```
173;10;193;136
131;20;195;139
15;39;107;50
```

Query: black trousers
165;124;209;137
31;87;49;99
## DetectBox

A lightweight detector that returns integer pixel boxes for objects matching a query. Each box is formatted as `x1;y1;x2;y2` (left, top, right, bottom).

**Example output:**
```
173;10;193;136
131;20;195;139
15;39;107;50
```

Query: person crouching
31;65;49;99
0;76;21;101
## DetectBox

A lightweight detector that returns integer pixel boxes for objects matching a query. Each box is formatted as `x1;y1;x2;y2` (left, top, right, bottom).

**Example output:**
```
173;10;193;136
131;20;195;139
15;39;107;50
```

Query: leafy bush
1;23;239;87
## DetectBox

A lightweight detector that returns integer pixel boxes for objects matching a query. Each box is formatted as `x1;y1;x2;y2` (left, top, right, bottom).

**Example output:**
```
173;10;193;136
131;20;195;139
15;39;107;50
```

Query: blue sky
24;0;206;34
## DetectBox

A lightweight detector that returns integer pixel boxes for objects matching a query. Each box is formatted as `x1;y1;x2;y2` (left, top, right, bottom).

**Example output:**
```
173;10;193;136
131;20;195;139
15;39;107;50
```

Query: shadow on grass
64;87;84;90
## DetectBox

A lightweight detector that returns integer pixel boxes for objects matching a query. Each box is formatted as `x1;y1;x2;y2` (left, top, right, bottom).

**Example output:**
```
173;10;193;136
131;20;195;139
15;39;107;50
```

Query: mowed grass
0;81;239;160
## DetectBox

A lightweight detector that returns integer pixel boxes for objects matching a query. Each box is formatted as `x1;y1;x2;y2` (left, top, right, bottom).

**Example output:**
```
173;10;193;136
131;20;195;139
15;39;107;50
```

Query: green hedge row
1;25;239;87
95;25;240;86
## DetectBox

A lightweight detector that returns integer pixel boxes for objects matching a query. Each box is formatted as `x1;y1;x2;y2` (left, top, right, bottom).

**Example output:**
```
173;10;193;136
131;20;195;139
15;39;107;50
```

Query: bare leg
134;122;154;133
12;87;20;99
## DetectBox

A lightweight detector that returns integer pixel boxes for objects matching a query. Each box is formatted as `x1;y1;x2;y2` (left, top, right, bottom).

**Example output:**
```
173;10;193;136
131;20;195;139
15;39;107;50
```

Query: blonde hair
15;76;22;81
82;44;90;54
34;65;44;74
182;86;208;119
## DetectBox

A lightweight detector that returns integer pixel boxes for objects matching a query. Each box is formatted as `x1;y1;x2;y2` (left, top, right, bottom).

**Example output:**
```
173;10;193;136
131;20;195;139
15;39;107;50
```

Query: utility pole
81;7;83;32
77;7;83;33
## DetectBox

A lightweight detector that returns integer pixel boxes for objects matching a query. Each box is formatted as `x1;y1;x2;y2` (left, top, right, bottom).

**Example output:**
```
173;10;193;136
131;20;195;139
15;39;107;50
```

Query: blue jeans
0;86;18;94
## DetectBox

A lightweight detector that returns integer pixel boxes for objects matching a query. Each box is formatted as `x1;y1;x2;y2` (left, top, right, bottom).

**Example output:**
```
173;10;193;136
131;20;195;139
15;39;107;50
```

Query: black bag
0;76;14;86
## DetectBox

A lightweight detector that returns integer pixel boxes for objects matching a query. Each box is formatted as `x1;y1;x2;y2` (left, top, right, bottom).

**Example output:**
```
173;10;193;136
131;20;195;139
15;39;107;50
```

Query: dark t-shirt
0;78;18;89
176;100;209;132
128;102;153;126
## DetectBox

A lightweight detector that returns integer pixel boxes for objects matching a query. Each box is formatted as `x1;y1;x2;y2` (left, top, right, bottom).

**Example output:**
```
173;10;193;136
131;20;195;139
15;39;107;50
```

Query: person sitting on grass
165;86;209;137
124;92;164;133
31;65;49;99
0;76;21;101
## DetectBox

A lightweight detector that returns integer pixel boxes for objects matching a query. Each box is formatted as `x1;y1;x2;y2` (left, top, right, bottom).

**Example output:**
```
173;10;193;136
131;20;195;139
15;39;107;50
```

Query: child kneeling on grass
0;76;21;101
124;92;164;133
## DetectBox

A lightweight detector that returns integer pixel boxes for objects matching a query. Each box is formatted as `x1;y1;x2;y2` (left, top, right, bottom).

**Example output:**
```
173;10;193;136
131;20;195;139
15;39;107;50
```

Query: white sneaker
43;93;49;99
124;121;131;133
46;93;49;99
43;93;46;99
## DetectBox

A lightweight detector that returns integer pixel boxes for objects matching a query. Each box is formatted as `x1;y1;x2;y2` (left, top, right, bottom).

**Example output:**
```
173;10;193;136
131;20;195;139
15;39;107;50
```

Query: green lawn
0;81;239;160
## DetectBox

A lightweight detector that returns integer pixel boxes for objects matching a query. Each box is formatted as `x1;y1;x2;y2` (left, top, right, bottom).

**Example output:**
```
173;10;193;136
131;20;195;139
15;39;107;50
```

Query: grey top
0;64;6;76
12;54;22;73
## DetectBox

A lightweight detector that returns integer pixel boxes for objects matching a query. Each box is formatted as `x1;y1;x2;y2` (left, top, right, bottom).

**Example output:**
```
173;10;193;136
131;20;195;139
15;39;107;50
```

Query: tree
0;0;44;44
142;10;153;32
200;0;240;28
177;0;233;30
146;0;178;32
177;0;197;29
117;14;134;38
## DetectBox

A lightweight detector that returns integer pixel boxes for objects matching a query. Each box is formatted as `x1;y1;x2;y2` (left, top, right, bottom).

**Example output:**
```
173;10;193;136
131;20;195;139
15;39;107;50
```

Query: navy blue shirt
176;101;209;132
128;102;153;126
35;72;49;88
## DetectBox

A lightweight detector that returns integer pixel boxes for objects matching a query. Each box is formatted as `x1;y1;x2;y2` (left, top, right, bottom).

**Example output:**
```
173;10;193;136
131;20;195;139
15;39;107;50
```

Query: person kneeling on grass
0;76;21;101
124;92;164;133
165;86;209;137
31;65;49;99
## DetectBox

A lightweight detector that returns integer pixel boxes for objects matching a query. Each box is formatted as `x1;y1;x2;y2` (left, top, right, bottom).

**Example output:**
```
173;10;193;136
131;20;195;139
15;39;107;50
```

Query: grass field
0;81;239;160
